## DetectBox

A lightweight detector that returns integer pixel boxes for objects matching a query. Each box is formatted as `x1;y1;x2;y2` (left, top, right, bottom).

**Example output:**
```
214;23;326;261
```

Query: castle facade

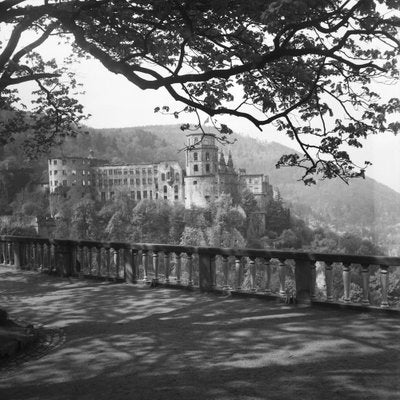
48;133;274;210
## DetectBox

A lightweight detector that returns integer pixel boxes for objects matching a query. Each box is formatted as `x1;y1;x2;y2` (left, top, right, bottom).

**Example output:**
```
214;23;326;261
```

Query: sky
62;55;400;194
8;25;400;193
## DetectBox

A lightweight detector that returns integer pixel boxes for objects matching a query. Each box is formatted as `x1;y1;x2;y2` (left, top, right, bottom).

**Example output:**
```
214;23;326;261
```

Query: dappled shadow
0;267;399;400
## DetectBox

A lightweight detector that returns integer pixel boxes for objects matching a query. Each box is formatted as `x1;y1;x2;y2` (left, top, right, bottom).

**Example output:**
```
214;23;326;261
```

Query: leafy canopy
1;0;400;182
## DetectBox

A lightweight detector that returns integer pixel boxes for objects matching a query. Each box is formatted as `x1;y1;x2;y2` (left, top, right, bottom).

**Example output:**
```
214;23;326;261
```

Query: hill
40;124;400;253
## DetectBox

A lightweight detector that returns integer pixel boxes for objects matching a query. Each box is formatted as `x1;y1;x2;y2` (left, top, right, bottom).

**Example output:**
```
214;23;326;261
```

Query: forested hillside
3;123;400;253
48;124;400;248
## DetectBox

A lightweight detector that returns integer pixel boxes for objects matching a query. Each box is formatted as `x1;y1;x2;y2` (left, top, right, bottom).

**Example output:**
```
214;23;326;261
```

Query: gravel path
0;267;399;400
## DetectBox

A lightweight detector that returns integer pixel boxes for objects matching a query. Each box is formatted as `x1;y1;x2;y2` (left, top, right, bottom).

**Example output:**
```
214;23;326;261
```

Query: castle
48;132;275;210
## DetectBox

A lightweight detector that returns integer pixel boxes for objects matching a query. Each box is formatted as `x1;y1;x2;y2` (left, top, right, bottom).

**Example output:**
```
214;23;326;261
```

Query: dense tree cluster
1;1;399;182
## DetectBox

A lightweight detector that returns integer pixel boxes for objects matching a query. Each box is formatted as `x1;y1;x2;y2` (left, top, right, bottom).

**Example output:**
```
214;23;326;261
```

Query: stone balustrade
1;235;400;310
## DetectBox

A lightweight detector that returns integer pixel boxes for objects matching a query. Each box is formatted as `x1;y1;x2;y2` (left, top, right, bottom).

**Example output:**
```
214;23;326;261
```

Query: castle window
124;170;128;175
194;164;198;172
129;169;134;175
135;169;140;174
205;195;210;202
156;193;159;199
53;160;57;165
137;191;141;200
174;185;178;193
49;171;52;175
163;185;168;193
167;172;170;179
206;164;210;173
101;192;106;201
205;152;210;161
164;195;167;200
54;170;58;175
109;170;112;175
142;178;146;185
143;190;148;199
175;172;179;180
193;152;198;161
62;159;67;165
150;191;153;199
62;170;67;175
136;178;140;185
123;178;127;184
109;179;113;186
161;173;166;181
130;191;135;199
54;180;58;186
148;178;152;184
142;168;146;174
63;180;67;186
193;181;197;185
174;195;178;200
130;178;134;185
148;168;152;174
110;192;114;200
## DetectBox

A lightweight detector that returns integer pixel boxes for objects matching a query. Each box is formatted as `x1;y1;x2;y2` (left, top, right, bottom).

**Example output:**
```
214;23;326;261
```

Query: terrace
0;235;399;400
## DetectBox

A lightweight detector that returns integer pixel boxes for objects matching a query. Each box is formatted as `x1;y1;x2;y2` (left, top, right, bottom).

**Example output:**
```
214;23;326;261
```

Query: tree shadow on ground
0;268;399;400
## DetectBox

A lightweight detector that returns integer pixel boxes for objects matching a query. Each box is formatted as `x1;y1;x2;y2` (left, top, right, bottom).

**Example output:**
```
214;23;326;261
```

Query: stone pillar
198;253;215;292
55;241;73;277
294;259;313;305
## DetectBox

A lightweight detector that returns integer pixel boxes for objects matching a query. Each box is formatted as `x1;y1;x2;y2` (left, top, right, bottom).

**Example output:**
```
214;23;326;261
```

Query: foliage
1;1;399;181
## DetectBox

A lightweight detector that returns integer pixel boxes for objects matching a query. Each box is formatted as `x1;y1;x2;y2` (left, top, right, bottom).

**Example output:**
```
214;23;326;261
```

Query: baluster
175;253;182;284
114;249;120;279
361;264;370;305
6;242;11;265
380;265;389;308
88;247;93;275
278;258;286;296
153;251;159;282
263;258;271;293
311;261;317;300
96;247;102;276
13;240;21;269
142;251;149;282
9;242;14;266
0;241;4;265
39;244;45;271
121;249;126;280
105;247;111;278
187;253;193;286
249;257;256;292
35;243;40;270
31;242;36;270
342;262;351;303
164;252;170;283
235;256;242;290
325;262;334;302
6;242;11;266
77;246;84;276
222;255;229;290
211;255;217;289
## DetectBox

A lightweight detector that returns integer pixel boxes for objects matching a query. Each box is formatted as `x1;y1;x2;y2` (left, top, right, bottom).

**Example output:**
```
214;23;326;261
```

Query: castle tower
184;133;219;208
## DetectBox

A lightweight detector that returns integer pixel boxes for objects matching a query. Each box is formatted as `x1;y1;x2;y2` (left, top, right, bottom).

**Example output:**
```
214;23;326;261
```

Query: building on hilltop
184;132;274;209
48;132;275;212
